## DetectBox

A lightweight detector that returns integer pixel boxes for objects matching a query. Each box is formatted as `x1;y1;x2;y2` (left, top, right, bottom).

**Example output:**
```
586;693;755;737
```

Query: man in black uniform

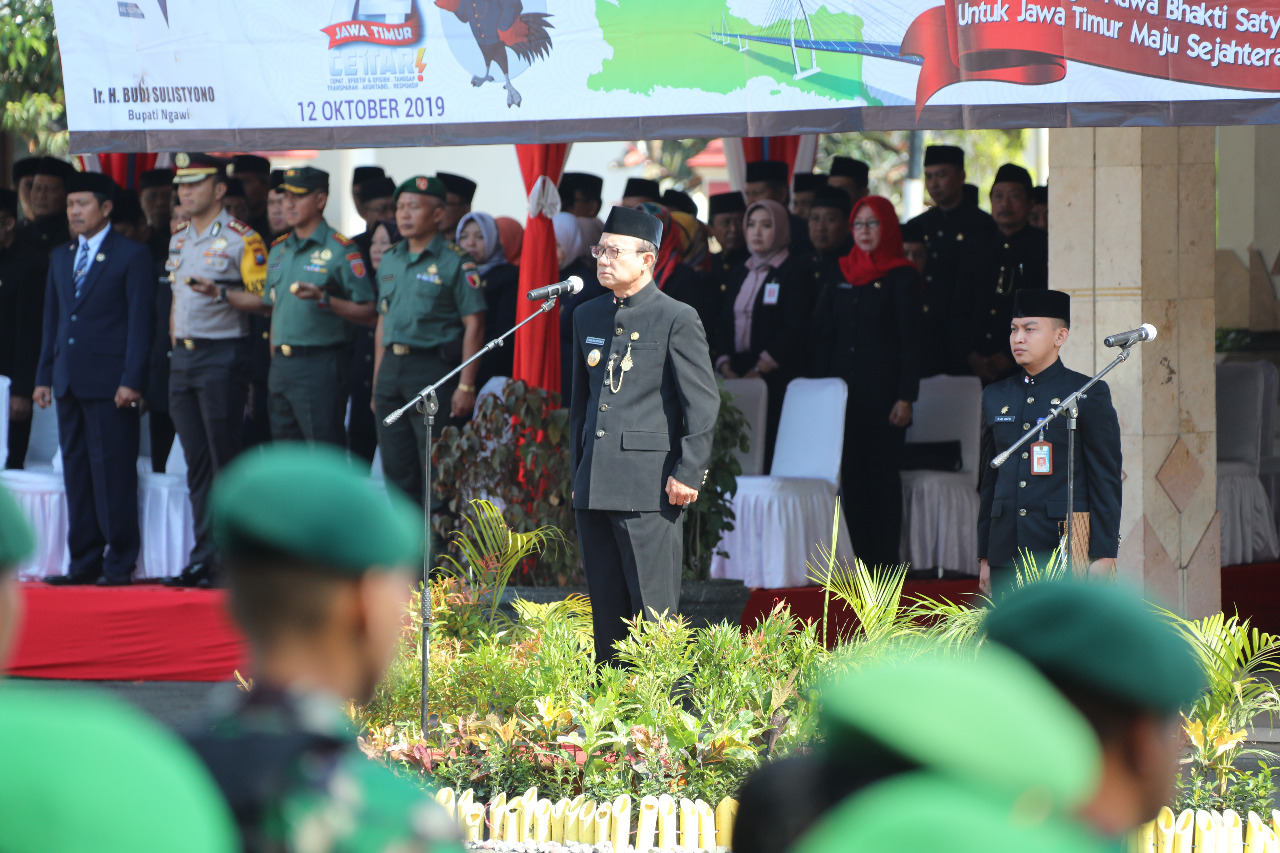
707;191;747;286
744;160;812;255
227;154;272;240
791;172;826;220
621;177;661;208
560;172;604;220
570;206;720;665
907;145;999;378
968;164;1048;385
661;188;698;217
0;190;46;468
20;157;72;253
437;172;477;237
806;186;854;290
826;156;869;204
349;165;385;215
977;290;1121;595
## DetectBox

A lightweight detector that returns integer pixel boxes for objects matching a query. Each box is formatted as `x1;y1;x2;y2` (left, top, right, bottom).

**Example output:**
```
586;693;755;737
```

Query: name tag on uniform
763;283;780;306
994;415;1014;423
585;336;606;346
1031;441;1053;475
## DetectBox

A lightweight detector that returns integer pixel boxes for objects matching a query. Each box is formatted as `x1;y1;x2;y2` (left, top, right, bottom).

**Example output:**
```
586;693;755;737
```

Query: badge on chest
1031;441;1053;475
763;282;780;306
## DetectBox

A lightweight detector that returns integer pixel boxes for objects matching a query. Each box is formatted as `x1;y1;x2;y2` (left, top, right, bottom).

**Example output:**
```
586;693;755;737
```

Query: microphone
526;276;584;301
1103;323;1158;348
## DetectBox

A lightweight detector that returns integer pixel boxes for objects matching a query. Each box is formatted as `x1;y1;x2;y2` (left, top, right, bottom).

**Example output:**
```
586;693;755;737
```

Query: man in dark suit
0;189;47;468
34;172;154;586
569;206;720;665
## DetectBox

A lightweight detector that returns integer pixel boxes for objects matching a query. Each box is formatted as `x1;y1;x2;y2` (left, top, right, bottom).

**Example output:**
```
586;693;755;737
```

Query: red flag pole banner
512;142;569;394
901;0;1280;117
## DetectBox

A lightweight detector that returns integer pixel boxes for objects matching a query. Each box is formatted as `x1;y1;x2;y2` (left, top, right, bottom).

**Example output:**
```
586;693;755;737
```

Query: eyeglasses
589;245;646;261
852;220;882;231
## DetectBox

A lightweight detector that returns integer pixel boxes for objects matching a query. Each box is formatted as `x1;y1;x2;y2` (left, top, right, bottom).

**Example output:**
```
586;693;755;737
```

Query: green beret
0;683;237;853
985;580;1205;714
0;482;34;571
394;175;447;203
794;772;1110;853
820;643;1099;810
210;443;422;574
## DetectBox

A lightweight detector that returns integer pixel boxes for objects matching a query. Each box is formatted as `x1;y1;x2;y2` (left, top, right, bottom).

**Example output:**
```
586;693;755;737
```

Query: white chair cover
1217;361;1280;565
0;376;9;469
2;469;69;579
711;378;855;588
24;400;59;470
899;375;983;576
721;377;768;477
476;375;508;417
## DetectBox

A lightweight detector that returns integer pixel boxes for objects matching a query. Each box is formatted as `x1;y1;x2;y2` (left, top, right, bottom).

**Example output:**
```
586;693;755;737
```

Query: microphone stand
382;294;561;735
990;345;1135;576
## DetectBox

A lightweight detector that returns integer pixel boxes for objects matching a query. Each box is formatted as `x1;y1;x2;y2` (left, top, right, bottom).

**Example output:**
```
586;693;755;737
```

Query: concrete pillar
1048;127;1219;617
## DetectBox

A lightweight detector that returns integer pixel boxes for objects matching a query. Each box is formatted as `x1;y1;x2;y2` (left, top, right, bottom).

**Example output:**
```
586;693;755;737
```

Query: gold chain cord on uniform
606;343;634;394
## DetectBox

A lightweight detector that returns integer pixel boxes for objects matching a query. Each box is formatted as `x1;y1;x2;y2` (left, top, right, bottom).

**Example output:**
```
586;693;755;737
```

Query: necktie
74;242;90;298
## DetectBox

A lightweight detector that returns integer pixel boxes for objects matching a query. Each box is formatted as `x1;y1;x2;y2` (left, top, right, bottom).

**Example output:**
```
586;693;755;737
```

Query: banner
52;0;1280;153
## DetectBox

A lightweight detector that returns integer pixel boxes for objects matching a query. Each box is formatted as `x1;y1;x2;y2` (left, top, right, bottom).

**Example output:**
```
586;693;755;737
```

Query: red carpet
7;583;247;682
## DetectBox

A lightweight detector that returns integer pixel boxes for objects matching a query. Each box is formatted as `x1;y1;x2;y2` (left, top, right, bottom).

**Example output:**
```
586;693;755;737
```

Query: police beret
829;156;869;184
792;172;828;193
11;157;41;182
140;169;174;190
561;171;603;199
1032;185;1049;205
1013;288;1070;324
268;169;285;192
809;186;853;218
281;166;329;195
924;145;965;168
622;177;661;201
661;188;698;216
228;154;270;177
745;160;789;184
65;171;118;201
34;157;75;181
210;443;423;574
394;175;447;203
707;191;746;218
0;189;17;219
356;176;397;201
172;153;227;185
900;219;925;243
351;166;385;186
109;189;145;224
603;205;663;246
985;581;1205;715
436;172;477;203
0;481;34;572
993;163;1034;193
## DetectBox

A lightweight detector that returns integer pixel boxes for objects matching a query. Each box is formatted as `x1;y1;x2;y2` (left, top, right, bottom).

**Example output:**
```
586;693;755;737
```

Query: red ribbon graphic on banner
322;8;421;48
901;0;1280;117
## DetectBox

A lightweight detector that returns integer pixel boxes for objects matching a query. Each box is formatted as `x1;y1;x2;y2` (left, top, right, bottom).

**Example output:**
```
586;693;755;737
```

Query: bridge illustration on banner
711;0;922;81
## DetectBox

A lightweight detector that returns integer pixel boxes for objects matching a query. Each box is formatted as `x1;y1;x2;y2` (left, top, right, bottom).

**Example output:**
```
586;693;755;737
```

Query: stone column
1048;127;1219;617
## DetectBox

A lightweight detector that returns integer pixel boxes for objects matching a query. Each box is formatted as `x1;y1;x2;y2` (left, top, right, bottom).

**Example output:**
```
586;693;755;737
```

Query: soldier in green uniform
186;443;463;853
374;176;487;504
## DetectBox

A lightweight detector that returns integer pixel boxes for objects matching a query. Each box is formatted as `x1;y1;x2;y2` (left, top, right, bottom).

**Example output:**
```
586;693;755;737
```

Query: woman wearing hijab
813;195;922;569
457;212;520;384
496;216;524;265
714;199;816;470
554;212;605;407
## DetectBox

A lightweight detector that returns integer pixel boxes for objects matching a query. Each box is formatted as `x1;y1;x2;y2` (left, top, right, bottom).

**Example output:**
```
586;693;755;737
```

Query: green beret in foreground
0;683;237;853
984;580;1205;713
0;481;34;570
394;174;447;202
210;442;422;573
793;772;1111;853
820;643;1100;811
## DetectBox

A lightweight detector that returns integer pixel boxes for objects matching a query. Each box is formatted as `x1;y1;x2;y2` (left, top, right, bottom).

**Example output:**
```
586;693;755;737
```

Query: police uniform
570;207;720;666
165;154;268;584
262;167;374;446
977;290;1122;590
375;176;487;505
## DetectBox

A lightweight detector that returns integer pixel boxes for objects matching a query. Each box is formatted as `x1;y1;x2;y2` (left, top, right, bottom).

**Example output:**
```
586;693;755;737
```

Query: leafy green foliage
684;386;749;580
0;0;66;153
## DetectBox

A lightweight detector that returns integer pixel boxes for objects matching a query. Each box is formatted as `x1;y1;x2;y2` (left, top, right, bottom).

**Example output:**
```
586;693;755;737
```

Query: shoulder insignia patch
332;233;354;247
171;219;188;235
462;261;477;272
449;243;468;256
271;232;290;247
465;270;481;289
226;218;254;236
350;256;367;278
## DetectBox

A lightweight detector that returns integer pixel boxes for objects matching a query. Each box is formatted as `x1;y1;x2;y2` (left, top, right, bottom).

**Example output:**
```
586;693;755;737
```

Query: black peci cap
66;171;119;201
993;164;1034;193
708;191;747;218
809;186;853;218
109;188;145;224
12;158;41;182
622;177;661;201
793;172;828;193
1013;289;1070;325
661;188;698;216
829;156;870;184
356;176;397;202
352;166;385;186
140;169;174;190
269;169;286;192
437;172;477;203
228;154;270;177
603;205;663;246
924;145;965;168
745;160;789;184
34;157;75;181
561;171;604;200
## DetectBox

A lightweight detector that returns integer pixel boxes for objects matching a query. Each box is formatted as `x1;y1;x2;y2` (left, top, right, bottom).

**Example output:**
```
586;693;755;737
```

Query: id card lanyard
1031;427;1052;476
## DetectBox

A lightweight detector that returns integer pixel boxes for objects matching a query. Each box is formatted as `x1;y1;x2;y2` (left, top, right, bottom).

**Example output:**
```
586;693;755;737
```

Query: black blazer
714;252;815;377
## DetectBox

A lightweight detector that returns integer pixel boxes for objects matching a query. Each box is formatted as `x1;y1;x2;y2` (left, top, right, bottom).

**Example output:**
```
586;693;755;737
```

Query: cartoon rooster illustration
435;0;553;107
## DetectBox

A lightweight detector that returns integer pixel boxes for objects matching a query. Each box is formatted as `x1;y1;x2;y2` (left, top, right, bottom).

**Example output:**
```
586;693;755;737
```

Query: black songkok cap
269;169;286;192
0;189;17;218
12;158;41;182
1032;185;1048;205
924;145;965;168
809;186;853;218
603;205;663;246
352;166;385;186
661;188;698;216
140;169;174;190
708;191;746;218
622;177;661;201
223;178;246;198
357;176;397;201
110;188;145;224
228;154;270;177
993;164;1034;193
745;160;789;184
561;171;604;200
1013;289;1070;325
66;171;118;201
437;172;477;203
900;219;925;244
792;173;828;193
829;156;869;185
35;157;75;181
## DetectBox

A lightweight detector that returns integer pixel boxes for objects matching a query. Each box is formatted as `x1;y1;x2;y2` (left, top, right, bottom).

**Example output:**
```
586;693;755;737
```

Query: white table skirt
900;470;980;575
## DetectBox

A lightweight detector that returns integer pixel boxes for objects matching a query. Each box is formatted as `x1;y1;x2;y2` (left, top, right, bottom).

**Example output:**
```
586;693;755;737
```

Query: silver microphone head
1140;323;1158;341
566;275;584;295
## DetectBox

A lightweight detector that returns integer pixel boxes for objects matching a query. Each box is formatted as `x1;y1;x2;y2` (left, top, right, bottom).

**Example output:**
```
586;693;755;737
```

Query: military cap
11;157;41;182
924;145;965;168
0;481;34;571
34;157;75;181
357;175;397;201
561;171;604;200
745;160;790;184
139;168;174;190
985;581;1205;714
0;683;237;853
603;205;663;246
829;156;870;184
172;153;227;185
1013;288;1070;324
809;186;852;218
108;189;145;224
622;177;661;201
708;191;747;218
0;189;17;219
661;188;698;216
900;219;925;244
351;165;386;186
65;171;118;201
394;175;447;203
792;172;828;193
268;169;285;192
1032;184;1049;205
436;171;477;203
281;166;329;195
222;177;245;199
993;163;1034;193
227;154;270;177
820;643;1099;809
211;443;423;573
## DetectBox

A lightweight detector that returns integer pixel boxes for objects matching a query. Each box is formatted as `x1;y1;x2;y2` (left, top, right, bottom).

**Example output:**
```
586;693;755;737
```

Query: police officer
188;443;463;853
162;154;267;589
373;176;486;505
968;164;1048;385
570;206;720;666
977;290;1122;595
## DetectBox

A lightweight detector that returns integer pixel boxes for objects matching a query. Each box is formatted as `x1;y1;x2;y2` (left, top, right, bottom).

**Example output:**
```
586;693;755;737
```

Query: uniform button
989;309;996;315
1027;397;1034;404
922;305;930;313
365;355;372;362
71;314;77;322
985;333;992;339
68;337;75;345
615;327;624;336
599;404;608;412
1023;423;1030;430
595;429;605;438
1003;243;1010;249
999;266;1006;273
1021;452;1029;460
1019;480;1027;488
1019;508;1027;517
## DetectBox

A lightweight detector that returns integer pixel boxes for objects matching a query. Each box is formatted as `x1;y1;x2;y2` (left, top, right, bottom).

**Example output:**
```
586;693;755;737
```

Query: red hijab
839;195;916;287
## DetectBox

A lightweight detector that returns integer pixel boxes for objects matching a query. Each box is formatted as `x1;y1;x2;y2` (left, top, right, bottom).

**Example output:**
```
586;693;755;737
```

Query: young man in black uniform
569;206;720;666
707;191;748;289
977;289;1122;595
